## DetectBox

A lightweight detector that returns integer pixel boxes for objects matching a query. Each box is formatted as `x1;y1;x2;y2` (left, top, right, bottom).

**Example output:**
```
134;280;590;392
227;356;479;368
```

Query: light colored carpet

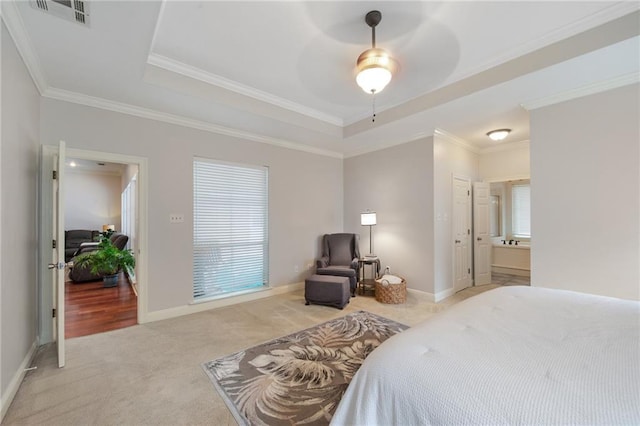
4;285;498;425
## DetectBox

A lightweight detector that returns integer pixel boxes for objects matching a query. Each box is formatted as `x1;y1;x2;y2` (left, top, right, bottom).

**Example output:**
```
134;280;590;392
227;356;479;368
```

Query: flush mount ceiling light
486;129;511;141
356;10;397;122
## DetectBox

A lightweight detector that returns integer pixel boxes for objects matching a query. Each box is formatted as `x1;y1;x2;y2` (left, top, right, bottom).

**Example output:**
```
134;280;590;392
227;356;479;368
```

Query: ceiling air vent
30;0;90;27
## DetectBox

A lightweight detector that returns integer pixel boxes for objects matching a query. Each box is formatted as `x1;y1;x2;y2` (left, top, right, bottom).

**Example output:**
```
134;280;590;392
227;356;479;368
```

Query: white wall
344;138;435;295
40;98;343;312
433;133;480;295
1;23;40;417
479;141;530;181
65;171;122;231
530;84;639;300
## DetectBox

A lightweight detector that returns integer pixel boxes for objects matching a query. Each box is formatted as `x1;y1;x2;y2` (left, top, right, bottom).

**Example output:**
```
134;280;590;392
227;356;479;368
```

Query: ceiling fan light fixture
356;48;395;94
487;129;511;141
356;10;396;97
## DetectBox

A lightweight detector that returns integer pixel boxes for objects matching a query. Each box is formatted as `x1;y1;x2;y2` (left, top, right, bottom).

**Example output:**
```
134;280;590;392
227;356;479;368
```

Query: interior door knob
477;237;482;241
455;240;461;243
48;263;56;269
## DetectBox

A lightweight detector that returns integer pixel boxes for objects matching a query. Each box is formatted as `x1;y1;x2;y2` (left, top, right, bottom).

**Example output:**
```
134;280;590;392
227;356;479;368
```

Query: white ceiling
6;1;640;156
66;158;125;176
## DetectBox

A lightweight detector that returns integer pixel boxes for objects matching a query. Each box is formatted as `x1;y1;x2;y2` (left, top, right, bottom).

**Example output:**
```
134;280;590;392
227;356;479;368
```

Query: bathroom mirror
489;179;531;240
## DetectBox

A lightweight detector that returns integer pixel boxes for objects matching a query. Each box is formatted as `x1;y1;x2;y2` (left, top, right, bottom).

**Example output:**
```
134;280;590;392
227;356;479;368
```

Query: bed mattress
331;286;640;425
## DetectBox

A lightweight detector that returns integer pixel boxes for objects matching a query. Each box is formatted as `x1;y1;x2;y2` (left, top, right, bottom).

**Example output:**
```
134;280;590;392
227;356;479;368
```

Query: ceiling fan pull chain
372;91;376;122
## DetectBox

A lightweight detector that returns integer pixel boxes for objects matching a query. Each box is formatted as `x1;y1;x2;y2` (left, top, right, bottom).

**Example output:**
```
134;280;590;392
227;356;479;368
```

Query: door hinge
468;268;471;274
52;170;57;180
467;229;470;235
52;308;56;318
467;190;470;196
52;239;57;249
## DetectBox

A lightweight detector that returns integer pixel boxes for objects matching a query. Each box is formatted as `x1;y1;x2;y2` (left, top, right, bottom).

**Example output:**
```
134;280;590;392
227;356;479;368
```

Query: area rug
202;310;408;426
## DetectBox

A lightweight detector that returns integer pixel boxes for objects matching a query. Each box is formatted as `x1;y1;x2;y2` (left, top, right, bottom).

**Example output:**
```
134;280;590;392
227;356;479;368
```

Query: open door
51;141;66;367
473;182;491;286
453;177;472;292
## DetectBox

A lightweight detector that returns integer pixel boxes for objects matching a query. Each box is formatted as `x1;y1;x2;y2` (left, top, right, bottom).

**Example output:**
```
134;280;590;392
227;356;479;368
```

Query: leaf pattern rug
202;310;408;426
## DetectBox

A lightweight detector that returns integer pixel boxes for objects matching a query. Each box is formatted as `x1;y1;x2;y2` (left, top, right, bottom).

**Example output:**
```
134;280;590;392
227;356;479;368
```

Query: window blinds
193;158;268;300
511;184;531;238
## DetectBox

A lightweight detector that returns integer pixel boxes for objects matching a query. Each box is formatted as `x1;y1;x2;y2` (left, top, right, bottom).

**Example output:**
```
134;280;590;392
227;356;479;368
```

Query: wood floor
65;272;137;338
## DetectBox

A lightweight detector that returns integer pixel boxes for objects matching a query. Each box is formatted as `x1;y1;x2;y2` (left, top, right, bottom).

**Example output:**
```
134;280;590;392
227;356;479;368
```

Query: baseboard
143;282;304;323
434;287;456;302
406;287;457;303
406;288;436;303
492;266;531;277
1;340;37;422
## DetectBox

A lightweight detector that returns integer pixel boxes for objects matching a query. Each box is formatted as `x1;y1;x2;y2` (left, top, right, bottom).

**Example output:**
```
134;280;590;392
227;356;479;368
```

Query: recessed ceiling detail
7;0;640;157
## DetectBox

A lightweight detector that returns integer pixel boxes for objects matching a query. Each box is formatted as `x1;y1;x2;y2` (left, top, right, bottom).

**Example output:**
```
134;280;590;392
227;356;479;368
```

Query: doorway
38;145;148;355
452;176;472;292
64;158;138;338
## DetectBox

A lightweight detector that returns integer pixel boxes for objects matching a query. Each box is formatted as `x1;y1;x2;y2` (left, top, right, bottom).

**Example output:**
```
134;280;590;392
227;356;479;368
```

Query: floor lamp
361;211;377;257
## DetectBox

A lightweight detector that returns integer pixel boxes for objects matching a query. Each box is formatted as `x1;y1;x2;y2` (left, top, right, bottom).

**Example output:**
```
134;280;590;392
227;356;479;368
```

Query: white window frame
193;157;269;301
511;183;531;239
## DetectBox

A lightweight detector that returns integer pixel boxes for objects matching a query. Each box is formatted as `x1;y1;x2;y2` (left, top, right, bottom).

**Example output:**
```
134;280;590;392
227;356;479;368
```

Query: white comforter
331;286;640;425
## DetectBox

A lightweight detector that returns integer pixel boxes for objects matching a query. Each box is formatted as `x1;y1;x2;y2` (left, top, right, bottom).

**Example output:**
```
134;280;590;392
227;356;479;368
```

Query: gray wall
40;98;344;312
344;138;435;294
530;84;639;300
1;23;40;401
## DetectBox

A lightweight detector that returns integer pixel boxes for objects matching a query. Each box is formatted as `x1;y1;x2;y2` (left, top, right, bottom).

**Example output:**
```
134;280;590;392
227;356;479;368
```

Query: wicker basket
375;276;407;304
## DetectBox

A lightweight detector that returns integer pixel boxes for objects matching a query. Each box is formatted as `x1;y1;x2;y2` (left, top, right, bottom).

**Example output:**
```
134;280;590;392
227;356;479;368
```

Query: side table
358;257;380;295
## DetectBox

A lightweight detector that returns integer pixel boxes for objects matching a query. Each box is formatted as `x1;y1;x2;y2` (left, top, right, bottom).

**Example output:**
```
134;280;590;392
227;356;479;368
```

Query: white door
51;141;66;367
453;177;471;292
473;182;492;286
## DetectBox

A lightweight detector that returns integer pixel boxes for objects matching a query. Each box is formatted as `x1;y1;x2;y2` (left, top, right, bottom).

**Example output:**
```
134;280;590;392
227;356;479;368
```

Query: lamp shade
361;212;377;226
102;224;115;232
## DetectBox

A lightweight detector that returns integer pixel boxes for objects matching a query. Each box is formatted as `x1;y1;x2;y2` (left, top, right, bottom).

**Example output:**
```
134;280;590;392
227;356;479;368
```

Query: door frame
452;174;472;292
38;145;149;344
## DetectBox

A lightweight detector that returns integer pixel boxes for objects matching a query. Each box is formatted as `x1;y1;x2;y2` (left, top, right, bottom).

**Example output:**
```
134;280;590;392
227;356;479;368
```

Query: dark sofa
65;229;100;262
69;233;129;283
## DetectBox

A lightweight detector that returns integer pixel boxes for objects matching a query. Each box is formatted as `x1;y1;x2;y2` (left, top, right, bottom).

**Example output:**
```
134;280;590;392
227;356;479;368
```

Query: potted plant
73;235;135;287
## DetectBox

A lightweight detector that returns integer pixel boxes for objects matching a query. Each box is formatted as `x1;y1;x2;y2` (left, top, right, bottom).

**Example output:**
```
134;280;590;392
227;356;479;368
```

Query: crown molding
434;129;481;154
521;71;640;110
147;53;344;127
1;1;47;94
446;2;640;88
42;87;344;159
480;139;530;154
146;0;167;56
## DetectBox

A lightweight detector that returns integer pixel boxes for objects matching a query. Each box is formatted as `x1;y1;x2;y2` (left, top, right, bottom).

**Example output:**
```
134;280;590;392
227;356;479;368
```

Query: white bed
331;286;640;425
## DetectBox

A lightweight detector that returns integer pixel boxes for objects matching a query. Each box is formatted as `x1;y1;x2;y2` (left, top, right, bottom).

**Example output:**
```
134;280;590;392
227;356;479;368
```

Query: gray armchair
316;233;360;296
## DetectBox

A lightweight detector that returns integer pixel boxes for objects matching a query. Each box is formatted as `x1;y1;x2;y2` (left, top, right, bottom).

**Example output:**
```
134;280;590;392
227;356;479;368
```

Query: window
121;173;137;253
511;183;530;238
193;158;268;300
